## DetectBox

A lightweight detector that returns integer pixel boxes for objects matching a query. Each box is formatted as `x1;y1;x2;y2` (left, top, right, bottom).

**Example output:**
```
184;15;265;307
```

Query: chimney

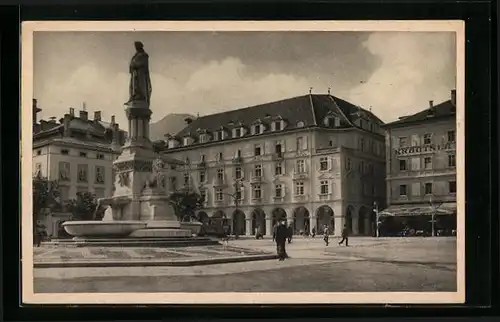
63;113;72;136
429;100;434;109
79;110;88;121
32;99;41;124
451;89;456;106
185;118;193;124
69;107;74;117
94;111;102;122
111;115;116;125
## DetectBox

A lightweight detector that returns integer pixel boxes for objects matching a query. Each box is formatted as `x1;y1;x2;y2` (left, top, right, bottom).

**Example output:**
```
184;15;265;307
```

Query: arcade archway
358;206;368;235
293;206;310;235
252;208;266;235
272;208;287;227
346;205;354;234
316;205;334;234
232;209;246;235
211;210;228;227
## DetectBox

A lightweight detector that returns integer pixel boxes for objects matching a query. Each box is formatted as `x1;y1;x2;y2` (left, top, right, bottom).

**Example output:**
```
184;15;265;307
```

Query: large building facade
381;90;457;235
161;93;386;236
32;100;127;203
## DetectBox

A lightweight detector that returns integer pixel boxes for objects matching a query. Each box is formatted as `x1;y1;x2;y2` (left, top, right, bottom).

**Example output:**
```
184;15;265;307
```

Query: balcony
387;167;456;180
232;156;243;164
251;197;263;205
292;171;308;180
272;152;284;160
196;161;206;169
250;175;263;183
293;194;308;202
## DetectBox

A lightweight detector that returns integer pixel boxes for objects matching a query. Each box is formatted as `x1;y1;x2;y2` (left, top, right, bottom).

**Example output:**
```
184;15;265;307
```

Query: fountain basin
180;221;203;235
62;221;147;237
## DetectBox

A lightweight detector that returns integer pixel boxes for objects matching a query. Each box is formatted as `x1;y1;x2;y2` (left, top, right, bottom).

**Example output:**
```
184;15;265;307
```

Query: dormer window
199;134;209;143
273;121;282;131
233;127;242;138
334;117;340;127
297;121;305;128
183;137;194;146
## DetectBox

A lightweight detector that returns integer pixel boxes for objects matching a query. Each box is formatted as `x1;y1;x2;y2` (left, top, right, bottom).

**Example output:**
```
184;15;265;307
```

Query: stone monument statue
127;41;152;105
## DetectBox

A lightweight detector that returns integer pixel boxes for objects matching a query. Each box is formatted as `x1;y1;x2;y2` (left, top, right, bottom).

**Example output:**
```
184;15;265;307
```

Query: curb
34;254;278;268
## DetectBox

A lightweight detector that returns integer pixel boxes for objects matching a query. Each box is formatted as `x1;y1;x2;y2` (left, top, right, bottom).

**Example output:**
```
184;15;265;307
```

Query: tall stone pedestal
103;100;192;238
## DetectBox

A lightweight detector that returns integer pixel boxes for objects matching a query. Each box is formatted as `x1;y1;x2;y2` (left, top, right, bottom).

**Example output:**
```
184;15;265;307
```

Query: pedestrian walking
338;224;349;246
311;227;316;238
323;225;329;246
275;220;289;261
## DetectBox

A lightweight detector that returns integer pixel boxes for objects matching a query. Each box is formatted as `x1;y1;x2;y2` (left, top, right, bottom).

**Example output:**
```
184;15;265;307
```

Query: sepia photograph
21;21;465;304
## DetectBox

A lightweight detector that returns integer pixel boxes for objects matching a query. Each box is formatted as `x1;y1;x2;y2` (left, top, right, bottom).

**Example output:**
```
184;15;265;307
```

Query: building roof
173;94;384;142
383;99;456;128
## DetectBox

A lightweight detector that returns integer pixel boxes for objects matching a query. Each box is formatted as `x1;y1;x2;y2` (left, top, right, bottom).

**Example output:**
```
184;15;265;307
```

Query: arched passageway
252;208;266;235
316;205;335;234
358;206;368;235
345;205;354;234
293;206;310;235
272;208;287;227
232;209;246;235
211;210;228;227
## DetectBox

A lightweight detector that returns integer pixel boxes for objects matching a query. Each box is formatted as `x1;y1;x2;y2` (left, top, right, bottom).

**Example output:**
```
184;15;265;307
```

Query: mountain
150;113;195;141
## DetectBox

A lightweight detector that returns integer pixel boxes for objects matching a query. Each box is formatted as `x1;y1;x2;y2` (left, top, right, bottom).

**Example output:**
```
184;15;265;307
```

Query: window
217;152;223;161
235;167;242;179
334;117;340;127
449;181;457;193
215;188;223;201
217;168;224;181
254;145;261;156
328;140;333;147
236;149;242;158
399;184;407;196
219;130;225;140
200;190;206;203
234;128;241;138
184;172;190;185
447;130;456;142
254;164;262;177
79;152;87;157
295;181;305;195
297;121;305;128
423;133;432;145
398;137;409;148
296;137;303;150
399;159;407;171
36;150;41;155
296;160;305;173
448;154;456;167
360;138;365;151
320;180;329;194
274;121;282;131
183;137;191;146
275;184;282;198
320;157;328;171
275;143;282;156
424;157;432;169
425;183;433;195
199;134;209;143
235;186;242;200
253;184;262;199
97;153;104;160
199;170;206;183
61;149;69;155
201;154;206;162
275;162;282;175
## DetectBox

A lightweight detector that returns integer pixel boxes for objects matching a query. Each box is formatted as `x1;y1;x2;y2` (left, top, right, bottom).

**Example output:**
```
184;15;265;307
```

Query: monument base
130;228;193;238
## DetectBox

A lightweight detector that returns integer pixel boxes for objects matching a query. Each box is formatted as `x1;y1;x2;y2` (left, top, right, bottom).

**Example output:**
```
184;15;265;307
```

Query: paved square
34;237;457;293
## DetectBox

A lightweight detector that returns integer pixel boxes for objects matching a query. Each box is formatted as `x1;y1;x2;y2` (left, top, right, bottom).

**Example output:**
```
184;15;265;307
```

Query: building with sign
160;92;386;237
380;90;457;236
32;100;127;237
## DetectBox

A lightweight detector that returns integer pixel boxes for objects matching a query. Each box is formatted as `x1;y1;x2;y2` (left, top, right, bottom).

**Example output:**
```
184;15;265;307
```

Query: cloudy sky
34;31;456;127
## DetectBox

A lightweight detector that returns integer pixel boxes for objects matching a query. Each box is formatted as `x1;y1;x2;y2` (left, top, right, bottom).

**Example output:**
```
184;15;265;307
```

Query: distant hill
149;113;195;141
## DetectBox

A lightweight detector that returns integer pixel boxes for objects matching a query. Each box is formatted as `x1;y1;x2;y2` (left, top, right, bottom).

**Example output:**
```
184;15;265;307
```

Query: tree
167;191;205;222
66;192;105;221
32;174;60;240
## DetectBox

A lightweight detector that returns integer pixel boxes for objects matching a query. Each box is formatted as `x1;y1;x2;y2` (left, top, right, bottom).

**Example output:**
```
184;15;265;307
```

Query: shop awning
379;203;456;217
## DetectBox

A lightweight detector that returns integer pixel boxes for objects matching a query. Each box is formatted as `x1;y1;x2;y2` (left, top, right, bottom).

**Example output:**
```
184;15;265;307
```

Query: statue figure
126;41;152;105
144;157;166;190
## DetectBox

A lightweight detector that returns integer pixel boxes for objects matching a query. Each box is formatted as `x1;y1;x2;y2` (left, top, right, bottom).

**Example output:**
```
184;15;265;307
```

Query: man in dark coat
338;224;349;246
275;220;289;261
287;224;293;244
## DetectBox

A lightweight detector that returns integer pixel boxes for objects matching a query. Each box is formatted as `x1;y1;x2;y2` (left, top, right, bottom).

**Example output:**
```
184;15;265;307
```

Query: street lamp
373;201;380;237
220;180;243;237
428;195;442;237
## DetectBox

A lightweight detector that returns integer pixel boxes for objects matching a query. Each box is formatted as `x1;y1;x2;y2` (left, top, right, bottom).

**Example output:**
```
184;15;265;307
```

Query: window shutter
327;157;332;170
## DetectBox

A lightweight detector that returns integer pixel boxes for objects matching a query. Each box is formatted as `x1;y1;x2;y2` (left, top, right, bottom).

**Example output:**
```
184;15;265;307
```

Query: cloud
348;32;456;121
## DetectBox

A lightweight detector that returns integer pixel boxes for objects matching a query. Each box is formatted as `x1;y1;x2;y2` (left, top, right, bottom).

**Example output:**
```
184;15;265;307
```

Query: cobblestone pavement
34;237;457;293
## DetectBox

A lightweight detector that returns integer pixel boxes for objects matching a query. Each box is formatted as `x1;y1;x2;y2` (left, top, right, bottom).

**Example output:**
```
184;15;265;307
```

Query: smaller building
32;100;127;237
380;90;457;236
